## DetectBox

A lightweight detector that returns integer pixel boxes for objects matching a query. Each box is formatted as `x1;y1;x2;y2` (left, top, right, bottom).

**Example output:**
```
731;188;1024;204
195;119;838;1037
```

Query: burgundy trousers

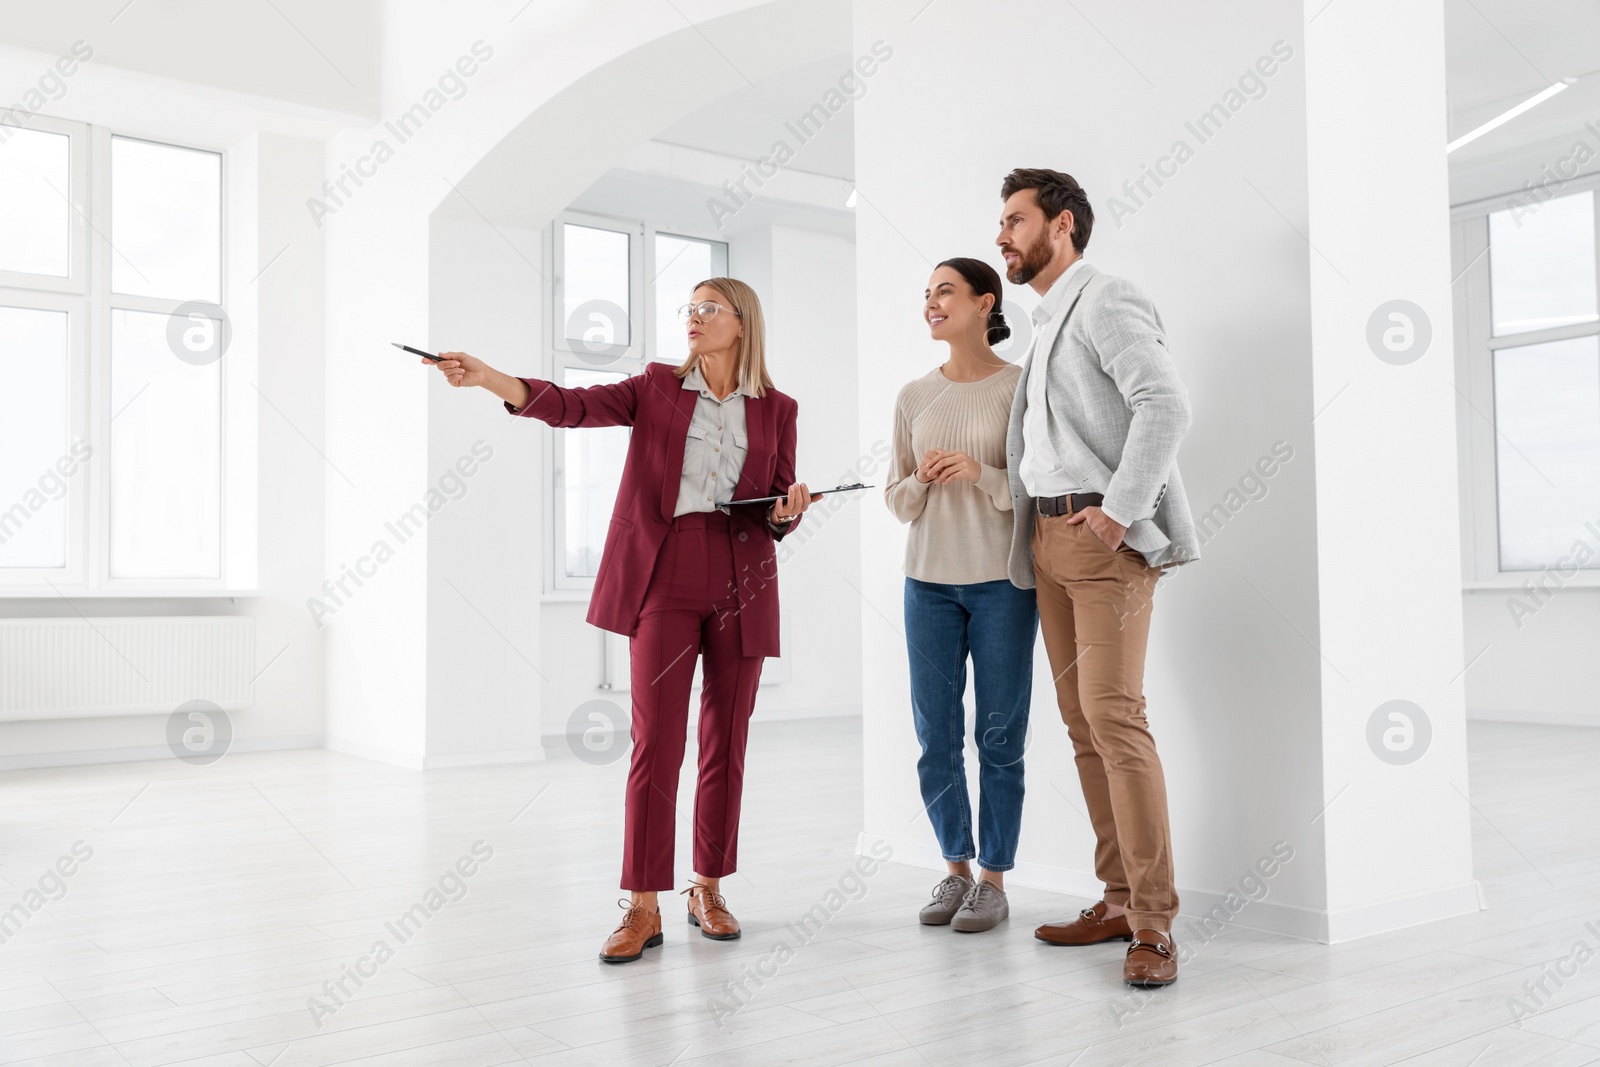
622;511;765;890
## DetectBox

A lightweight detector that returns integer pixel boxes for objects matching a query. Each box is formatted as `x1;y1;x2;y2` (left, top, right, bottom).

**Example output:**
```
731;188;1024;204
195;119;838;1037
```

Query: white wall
1461;590;1600;725
425;217;545;765
246;133;334;757
853;0;1475;941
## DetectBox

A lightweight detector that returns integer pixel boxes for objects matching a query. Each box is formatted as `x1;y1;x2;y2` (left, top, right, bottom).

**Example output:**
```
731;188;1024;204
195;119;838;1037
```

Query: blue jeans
904;577;1038;872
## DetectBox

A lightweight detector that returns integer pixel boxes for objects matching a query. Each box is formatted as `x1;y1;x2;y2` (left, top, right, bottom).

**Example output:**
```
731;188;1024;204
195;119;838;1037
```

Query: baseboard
1180;883;1333;942
754;704;861;723
0;734;324;772
856;832;1482;945
540;703;861;742
1468;707;1600;728
323;734;427;770
326;736;544;770
1;735;549;773
423;747;545;769
1325;880;1484;942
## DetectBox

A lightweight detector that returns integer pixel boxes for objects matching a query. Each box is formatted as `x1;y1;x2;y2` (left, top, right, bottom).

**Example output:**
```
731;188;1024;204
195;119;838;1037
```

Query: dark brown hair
1001;168;1093;253
934;257;1010;344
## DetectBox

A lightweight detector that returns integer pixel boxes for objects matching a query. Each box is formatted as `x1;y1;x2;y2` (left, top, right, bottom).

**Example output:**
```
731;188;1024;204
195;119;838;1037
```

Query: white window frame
1451;177;1600;590
543;210;728;595
0;115;89;295
0;290;88;585
0;117;250;596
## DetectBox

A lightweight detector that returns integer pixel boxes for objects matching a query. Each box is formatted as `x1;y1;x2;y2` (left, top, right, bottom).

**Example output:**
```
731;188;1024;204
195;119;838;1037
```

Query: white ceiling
1445;0;1600;123
0;0;381;117
2;2;1589;205
1444;0;1600;197
0;5;855;180
650;54;855;181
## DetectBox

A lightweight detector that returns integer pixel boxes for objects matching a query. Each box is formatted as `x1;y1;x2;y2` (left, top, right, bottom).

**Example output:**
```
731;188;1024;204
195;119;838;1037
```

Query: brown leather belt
1035;492;1103;517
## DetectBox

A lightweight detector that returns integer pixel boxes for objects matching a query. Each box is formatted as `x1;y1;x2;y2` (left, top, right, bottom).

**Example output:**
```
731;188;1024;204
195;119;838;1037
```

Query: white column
424;216;545;766
1304;0;1477;939
320;199;433;768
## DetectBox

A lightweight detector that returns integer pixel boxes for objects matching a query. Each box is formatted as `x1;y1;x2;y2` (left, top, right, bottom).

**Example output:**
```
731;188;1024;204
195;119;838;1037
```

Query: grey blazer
1006;261;1199;586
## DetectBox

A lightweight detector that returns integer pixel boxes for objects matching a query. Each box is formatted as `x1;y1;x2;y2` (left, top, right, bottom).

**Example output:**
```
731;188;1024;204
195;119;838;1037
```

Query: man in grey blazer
997;168;1198;988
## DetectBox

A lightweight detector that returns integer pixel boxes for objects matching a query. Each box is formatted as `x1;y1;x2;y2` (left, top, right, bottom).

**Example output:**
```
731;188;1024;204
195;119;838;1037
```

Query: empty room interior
2;1;1599;1065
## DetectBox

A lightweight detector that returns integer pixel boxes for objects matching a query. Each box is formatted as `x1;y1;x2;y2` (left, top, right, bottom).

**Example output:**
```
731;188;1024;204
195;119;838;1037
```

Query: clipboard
718;482;873;508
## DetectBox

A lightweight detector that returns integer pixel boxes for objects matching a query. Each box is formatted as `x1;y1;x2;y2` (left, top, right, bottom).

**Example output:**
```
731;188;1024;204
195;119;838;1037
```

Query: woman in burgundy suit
429;278;812;963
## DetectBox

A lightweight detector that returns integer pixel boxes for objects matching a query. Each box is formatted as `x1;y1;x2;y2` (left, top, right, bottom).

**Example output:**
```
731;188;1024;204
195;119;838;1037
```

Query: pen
392;342;443;362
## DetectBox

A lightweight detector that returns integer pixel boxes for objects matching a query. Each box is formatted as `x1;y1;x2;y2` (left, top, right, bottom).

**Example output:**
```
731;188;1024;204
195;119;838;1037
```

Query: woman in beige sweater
886;257;1038;934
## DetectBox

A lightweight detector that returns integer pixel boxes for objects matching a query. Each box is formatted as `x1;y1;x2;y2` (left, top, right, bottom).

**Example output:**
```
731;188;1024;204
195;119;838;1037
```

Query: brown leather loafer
599;900;663;963
1124;930;1178;987
1034;901;1134;946
683;881;741;940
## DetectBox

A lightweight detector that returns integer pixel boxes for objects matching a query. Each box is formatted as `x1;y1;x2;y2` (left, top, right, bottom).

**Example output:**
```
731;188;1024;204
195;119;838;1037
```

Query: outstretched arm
431;351;638;427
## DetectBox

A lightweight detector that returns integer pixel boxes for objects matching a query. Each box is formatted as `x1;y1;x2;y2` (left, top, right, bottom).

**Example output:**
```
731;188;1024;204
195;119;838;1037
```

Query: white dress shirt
1020;258;1087;500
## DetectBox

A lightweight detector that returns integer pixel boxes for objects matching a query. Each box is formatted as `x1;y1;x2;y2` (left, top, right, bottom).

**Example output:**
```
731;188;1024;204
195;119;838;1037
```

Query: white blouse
674;365;751;516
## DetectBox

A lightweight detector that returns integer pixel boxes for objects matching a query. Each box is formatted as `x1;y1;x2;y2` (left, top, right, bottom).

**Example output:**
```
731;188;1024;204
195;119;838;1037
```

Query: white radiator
0;616;256;721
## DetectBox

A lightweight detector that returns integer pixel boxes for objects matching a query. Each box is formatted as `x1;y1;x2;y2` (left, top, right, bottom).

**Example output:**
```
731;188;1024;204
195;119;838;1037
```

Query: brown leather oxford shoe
1034;901;1134;946
683;881;741;940
1124;930;1178;987
599;900;663;963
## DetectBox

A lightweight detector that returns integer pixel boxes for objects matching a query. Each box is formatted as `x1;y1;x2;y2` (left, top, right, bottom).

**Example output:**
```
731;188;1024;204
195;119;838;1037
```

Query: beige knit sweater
885;363;1022;584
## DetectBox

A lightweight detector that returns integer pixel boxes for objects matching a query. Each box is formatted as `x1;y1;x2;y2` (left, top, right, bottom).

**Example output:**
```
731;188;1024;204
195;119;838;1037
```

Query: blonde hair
674;277;774;397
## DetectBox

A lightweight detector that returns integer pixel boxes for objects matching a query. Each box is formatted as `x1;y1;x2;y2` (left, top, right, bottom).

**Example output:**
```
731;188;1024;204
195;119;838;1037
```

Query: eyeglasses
676;301;742;324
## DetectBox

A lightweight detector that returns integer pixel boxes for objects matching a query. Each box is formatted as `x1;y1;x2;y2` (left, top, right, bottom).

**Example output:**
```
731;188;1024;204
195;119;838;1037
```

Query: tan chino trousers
1032;505;1177;932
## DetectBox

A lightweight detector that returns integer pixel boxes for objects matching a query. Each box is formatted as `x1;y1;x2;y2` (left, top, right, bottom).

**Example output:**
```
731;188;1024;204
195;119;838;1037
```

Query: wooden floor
3;718;1599;1067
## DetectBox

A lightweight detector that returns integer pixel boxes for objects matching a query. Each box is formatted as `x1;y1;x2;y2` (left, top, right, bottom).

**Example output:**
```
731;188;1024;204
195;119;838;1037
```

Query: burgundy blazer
507;361;800;657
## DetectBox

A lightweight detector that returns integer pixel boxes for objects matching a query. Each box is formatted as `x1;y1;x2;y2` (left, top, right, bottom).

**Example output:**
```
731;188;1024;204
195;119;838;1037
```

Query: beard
1003;232;1054;286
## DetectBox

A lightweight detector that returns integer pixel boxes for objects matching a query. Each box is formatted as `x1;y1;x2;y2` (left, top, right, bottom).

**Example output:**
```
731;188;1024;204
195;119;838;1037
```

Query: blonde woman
428;278;814;962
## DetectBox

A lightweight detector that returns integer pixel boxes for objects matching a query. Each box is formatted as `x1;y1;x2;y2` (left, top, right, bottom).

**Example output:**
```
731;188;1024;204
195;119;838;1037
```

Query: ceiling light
1447;78;1575;154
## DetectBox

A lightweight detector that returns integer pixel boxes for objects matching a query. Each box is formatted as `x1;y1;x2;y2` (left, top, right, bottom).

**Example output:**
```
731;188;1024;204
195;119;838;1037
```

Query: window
560;223;632;356
109;309;223;578
1492;337;1600;570
0;306;70;568
1453;186;1600;584
546;212;728;591
1488;192;1598;337
0;126;73;278
653;234;718;365
0;118;234;591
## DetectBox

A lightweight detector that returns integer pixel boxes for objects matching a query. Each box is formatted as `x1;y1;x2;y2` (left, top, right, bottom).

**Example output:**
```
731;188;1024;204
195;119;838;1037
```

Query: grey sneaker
950;880;1009;932
918;874;974;925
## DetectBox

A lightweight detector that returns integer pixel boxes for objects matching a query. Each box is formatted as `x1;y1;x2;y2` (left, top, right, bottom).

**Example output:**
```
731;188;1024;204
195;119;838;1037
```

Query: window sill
0;587;261;599
1464;574;1600;591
